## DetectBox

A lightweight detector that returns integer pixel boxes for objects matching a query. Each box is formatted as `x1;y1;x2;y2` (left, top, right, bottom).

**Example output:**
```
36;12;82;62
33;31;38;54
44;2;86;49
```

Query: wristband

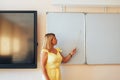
69;53;72;57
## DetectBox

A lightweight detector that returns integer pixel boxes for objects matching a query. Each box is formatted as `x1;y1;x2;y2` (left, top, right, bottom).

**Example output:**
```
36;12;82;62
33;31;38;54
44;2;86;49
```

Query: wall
0;0;120;80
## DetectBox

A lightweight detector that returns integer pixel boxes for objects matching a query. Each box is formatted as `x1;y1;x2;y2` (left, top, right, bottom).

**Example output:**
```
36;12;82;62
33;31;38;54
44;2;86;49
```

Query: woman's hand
70;48;77;55
61;48;77;63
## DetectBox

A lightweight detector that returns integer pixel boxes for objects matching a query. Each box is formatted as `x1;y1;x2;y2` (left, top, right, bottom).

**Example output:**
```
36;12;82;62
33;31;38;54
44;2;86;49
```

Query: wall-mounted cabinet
52;0;120;7
47;12;120;64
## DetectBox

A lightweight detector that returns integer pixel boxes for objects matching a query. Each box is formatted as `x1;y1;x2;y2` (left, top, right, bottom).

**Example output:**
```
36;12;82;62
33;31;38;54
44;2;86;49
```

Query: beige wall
0;0;120;80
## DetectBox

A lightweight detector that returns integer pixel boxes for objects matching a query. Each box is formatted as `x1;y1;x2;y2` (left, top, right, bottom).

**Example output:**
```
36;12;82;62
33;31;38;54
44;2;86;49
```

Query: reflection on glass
1;37;11;56
13;38;20;53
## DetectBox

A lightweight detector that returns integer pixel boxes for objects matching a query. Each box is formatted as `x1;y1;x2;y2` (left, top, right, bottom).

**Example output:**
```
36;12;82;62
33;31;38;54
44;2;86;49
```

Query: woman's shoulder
56;47;62;53
41;48;48;53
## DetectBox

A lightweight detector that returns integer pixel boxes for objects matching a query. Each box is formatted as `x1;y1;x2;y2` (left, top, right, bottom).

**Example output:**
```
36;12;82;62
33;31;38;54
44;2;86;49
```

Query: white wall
0;69;41;80
1;0;120;80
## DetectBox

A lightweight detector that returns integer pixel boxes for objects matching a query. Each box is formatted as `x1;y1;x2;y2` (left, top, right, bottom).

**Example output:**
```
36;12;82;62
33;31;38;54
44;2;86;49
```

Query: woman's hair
42;33;55;50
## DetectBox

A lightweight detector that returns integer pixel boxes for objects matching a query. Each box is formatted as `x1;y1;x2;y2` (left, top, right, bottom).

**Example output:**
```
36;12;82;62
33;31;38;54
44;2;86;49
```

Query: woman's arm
61;48;76;63
41;51;50;80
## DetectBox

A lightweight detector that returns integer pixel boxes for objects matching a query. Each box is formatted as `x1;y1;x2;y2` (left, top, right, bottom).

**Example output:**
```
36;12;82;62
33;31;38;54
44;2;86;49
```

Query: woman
41;33;76;80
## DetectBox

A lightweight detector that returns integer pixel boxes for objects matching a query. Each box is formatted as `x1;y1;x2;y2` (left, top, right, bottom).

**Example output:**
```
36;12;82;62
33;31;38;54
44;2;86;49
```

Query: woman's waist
46;63;60;69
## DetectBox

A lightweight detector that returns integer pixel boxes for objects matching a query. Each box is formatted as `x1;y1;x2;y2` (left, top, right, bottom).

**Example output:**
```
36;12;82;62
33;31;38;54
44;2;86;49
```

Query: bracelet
69;53;72;57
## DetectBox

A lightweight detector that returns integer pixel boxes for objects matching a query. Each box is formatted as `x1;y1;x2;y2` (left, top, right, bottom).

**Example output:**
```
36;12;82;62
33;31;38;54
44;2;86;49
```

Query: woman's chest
47;53;62;63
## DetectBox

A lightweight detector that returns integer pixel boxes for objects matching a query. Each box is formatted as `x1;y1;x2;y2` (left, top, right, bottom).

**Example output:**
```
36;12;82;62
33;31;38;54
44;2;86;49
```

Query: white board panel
46;13;85;64
86;14;120;64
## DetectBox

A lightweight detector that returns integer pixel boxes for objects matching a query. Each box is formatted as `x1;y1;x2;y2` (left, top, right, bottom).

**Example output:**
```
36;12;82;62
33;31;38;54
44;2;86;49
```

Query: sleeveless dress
41;48;63;80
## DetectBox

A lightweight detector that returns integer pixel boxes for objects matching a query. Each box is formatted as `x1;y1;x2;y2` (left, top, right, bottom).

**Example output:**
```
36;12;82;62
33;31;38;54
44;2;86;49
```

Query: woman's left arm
61;48;76;63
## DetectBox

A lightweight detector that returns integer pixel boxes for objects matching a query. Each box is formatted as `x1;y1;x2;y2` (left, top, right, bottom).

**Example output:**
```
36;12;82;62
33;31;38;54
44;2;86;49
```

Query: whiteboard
86;14;120;64
46;13;85;64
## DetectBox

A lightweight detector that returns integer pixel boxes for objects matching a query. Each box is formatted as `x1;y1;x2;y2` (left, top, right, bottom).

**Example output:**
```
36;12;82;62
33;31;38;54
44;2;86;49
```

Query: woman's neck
49;46;57;54
48;45;54;51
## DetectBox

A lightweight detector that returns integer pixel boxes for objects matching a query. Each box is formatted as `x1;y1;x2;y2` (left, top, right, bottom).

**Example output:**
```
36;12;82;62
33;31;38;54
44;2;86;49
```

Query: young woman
41;33;76;80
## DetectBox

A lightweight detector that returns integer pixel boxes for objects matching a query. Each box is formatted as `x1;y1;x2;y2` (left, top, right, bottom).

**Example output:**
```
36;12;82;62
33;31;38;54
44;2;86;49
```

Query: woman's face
51;36;57;45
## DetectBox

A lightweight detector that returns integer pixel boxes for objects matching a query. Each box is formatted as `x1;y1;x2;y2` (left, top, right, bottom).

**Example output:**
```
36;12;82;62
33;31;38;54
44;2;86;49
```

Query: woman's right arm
41;51;50;80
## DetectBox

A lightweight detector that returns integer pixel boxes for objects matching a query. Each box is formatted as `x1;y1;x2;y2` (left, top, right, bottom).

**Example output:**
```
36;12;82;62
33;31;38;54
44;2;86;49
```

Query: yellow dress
42;48;63;80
